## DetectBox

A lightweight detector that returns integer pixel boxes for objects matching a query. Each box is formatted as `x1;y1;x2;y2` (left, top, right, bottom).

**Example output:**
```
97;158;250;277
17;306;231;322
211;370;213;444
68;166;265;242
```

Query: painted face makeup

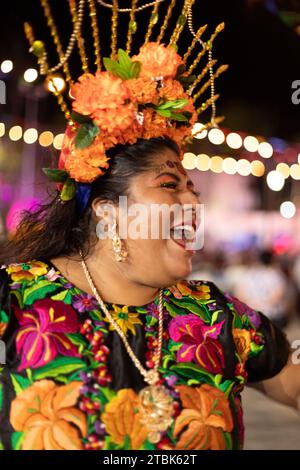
153;160;187;177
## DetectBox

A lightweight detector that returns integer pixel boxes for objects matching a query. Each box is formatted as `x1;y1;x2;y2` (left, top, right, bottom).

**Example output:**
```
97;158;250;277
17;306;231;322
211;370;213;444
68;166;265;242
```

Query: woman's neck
50;253;160;306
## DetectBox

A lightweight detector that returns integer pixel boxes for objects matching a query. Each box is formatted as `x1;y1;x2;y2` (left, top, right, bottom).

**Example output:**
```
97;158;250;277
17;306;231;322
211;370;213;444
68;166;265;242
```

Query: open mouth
170;223;197;251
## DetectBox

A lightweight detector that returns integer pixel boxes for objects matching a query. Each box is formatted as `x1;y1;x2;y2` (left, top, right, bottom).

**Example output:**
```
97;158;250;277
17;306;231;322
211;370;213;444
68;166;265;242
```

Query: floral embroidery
102;389;149;449
15;299;80;370
10;380;87;450
73;293;98;313
0;261;271;450
169;281;211;300
6;261;48;282
173;384;233;450
105;305;143;335
225;293;262;328
233;329;252;363
168;314;225;374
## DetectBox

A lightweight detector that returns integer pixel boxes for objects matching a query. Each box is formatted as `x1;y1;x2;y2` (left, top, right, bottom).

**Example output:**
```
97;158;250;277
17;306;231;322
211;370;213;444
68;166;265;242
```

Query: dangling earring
110;223;128;262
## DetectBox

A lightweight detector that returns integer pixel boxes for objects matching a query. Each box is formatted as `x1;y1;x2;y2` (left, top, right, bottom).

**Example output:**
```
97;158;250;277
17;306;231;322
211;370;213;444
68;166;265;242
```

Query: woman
0;135;299;451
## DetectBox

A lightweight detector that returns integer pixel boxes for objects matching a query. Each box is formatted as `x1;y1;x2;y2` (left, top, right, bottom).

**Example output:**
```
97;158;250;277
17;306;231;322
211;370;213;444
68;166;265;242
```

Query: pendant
138;384;175;444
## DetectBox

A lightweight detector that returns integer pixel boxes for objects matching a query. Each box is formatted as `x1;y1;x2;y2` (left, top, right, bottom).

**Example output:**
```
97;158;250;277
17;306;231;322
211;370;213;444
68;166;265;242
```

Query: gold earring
110;224;128;262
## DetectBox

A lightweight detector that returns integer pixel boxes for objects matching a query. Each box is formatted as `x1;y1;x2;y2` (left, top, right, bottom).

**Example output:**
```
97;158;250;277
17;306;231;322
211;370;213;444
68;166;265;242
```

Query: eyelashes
160;182;201;198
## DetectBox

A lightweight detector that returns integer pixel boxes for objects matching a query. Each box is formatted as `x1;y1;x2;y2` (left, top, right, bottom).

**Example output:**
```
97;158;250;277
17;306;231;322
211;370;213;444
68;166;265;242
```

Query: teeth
171;225;195;240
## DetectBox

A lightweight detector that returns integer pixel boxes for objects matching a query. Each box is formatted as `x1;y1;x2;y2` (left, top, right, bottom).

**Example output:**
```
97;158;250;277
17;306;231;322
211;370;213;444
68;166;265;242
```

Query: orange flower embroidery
7;262;48;282
171;281;211;300
0;322;7;337
102;389;148;449
233;329;252;362
10;380;87;450
174;384;233;450
133;42;183;79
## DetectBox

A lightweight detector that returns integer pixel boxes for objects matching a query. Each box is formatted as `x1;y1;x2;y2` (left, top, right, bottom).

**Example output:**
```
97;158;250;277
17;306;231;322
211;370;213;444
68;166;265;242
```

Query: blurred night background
1;0;300;448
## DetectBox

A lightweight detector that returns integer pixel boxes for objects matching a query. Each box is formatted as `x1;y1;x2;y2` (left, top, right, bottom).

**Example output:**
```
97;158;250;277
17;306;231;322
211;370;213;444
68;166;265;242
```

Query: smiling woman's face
112;147;201;288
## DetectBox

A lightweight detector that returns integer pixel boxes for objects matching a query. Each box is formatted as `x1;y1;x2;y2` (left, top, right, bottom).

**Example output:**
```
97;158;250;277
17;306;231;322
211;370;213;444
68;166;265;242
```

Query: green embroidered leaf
60;178;77;201
32;357;86;381
130;61;141;79
99;387;116;405
12;432;24;451
67;333;88;352
223;431;233;450
164;302;181;318
10;289;24;308
218;380;234;396
74;122;99;150
0;310;8;323
249;343;264;356
10;373;32;395
214;374;222;386
170;362;215;384
0;441;4;450
170;297;210;318
211;310;220;325
42;168;69;183
23;280;61;305
51;289;72;304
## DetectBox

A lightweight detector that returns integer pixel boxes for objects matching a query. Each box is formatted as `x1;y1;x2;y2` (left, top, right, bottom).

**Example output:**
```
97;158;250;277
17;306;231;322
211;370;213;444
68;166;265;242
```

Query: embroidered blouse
0;260;290;450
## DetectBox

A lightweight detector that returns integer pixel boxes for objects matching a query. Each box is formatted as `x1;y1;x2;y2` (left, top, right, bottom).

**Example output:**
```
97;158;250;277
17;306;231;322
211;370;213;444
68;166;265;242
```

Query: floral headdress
25;0;227;208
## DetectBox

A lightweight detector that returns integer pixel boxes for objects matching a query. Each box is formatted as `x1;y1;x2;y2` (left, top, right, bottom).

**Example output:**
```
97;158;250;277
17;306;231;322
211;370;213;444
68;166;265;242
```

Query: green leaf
71;111;92;124
60;178;77;202
74;122;99;150
103;57;119;75
10;373;32;395
103;50;141;80
32;357;86;381
0;441;4;450
156;99;188;110
118;48;132;70
130;61;141;79
12;432;24;451
23;280;61;305
42;168;69;183
155;108;172;118
170;112;189;122
51;289;72;304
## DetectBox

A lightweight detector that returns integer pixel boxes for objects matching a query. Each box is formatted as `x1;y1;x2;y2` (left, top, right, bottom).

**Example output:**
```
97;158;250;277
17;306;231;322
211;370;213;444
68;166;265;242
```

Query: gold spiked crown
24;0;227;202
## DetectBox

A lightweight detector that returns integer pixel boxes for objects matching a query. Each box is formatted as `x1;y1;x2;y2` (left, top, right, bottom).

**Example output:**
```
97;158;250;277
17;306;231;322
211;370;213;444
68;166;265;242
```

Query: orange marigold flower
126;77;159;105
142;108;170;140
159;79;185;101
71;71;130;116
10;380;87;450
92;101;136;134
133;42;183;80
65;141;110;183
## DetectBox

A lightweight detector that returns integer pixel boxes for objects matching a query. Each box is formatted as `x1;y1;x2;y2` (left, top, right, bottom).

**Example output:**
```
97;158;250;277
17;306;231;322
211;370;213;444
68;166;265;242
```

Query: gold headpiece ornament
24;0;227;204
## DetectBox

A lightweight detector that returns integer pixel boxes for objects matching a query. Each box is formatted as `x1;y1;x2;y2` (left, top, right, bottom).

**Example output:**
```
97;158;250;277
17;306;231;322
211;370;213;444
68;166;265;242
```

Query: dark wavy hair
1;136;180;264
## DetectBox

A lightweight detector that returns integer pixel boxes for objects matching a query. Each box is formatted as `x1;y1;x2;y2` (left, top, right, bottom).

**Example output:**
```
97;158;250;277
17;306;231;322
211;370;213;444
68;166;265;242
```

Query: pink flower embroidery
168;314;225;374
15;299;80;371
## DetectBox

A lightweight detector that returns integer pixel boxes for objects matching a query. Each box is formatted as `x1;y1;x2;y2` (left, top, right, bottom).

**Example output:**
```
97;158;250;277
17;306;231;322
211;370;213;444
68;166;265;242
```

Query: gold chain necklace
79;250;174;444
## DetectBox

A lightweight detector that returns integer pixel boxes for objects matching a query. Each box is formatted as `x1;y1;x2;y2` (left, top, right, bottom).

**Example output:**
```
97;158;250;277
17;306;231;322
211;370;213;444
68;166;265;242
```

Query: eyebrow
154;171;194;186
